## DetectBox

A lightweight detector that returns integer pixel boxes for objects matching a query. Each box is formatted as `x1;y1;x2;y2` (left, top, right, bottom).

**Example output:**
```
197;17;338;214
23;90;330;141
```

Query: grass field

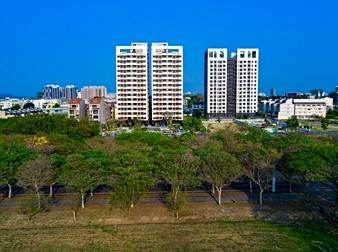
0;202;337;251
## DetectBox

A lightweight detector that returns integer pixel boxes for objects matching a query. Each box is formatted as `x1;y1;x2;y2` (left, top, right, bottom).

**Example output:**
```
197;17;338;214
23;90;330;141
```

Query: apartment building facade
89;98;106;124
116;42;183;124
204;49;228;118
43;84;62;100
68;98;86;120
81;86;107;100
151;43;183;122
204;48;259;118
116;43;149;122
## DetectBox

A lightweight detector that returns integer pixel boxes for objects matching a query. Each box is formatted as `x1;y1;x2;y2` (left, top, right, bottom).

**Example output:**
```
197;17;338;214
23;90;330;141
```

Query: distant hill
0;93;14;98
0;93;34;99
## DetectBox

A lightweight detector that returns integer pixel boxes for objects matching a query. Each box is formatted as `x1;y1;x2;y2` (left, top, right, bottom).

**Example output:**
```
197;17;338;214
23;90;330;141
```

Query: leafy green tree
285;115;300;131
53;103;60;108
23;102;35;109
277;147;316;192
326;109;338;119
0;114;100;140
320;117;330;130
109;166;154;218
275;134;314;192
200;148;242;205
192;110;203;119
157;150;200;219
10;104;21;110
60;153;103;208
309;144;338;214
239;145;280;205
183;115;205;136
17;154;54;209
0;136;35;198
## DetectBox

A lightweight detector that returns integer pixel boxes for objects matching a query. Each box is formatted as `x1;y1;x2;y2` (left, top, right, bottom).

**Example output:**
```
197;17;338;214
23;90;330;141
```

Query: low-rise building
42;106;68;115
89;98;106;124
68;98;86;120
261;98;333;120
192;101;204;112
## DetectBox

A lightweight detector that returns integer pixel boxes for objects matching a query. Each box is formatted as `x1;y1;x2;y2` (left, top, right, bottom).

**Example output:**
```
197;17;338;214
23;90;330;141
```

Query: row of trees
1;127;337;220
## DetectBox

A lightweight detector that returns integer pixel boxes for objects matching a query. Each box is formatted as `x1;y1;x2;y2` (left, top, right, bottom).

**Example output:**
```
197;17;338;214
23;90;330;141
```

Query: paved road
0;180;333;207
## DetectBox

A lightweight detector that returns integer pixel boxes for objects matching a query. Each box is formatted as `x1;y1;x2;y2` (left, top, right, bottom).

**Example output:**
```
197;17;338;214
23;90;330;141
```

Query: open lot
0;202;337;251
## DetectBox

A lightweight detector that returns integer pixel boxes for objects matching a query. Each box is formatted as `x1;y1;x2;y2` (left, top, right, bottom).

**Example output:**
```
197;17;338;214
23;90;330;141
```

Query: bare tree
18;154;54;209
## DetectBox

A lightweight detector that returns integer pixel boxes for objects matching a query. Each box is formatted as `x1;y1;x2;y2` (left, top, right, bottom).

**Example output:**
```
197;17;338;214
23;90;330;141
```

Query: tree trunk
8;184;12;198
72;210;77;222
175;210;179;219
216;187;222;205
249;180;252;194
81;193;85;208
90;188;93;196
49;184;53;198
259;189;263;206
37;191;41;209
128;206;131;219
212;184;215;194
289;181;292;193
174;189;178;205
174;189;179;219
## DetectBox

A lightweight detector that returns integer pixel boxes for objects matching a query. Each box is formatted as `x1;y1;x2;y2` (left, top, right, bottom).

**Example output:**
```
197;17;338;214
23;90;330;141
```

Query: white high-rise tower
204;48;259;118
151;43;183;122
235;48;259;114
116;43;149;122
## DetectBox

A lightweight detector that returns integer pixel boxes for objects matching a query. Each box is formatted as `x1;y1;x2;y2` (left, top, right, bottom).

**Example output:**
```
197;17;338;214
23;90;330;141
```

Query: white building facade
235;48;259;114
261;98;331;120
204;48;259;118
151;43;183;122
204;49;228;117
116;43;149;122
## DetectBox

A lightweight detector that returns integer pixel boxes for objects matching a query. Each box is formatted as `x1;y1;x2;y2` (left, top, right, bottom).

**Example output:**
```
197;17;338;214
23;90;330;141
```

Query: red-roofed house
68;98;85;120
89;98;106;124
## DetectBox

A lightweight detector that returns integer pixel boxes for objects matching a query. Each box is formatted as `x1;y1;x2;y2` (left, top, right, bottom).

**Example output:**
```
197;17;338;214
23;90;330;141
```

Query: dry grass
203;121;238;133
0;202;337;251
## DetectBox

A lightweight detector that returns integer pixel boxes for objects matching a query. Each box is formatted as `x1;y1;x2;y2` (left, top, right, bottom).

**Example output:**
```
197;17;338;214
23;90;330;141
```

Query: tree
285;115;299;132
309;144;338;215
23;102;35;109
157;150;200;219
53;103;60;108
200;148;242;205
278;148;315;192
239;145;280;205
326;109;338;120
9;104;20;110
109;166;154;218
275;134;314;192
192;110;203;119
320;117;330;131
0;136;35;198
60;153;102;208
183;115;205;136
17;154;54;209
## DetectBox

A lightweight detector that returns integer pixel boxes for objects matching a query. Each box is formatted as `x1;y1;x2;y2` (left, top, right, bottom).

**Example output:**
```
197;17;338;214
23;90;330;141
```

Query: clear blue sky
0;0;337;97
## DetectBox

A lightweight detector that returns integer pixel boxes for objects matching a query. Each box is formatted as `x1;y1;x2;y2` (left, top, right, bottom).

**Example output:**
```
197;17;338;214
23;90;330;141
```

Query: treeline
0;114;101;140
0;114;337;220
